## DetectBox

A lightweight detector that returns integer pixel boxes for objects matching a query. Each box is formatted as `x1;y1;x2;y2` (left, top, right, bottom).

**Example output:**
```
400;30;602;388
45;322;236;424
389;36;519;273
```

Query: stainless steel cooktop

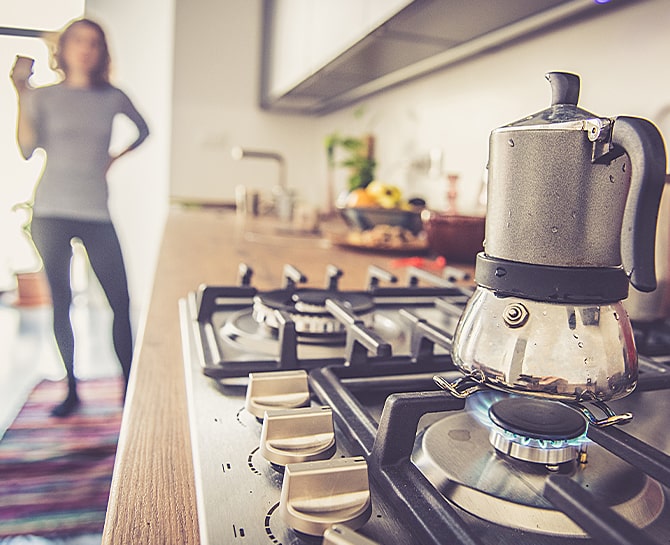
179;264;670;545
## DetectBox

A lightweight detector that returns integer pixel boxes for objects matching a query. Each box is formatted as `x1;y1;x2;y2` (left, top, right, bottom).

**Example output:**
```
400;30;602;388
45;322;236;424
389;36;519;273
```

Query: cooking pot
450;72;667;403
421;210;485;263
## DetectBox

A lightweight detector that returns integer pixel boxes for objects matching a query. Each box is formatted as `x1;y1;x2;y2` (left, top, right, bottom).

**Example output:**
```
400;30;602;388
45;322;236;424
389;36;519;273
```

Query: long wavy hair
52;18;111;87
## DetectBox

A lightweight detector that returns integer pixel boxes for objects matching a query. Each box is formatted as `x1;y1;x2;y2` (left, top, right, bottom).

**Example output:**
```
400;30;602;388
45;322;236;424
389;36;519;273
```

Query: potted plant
325;132;376;192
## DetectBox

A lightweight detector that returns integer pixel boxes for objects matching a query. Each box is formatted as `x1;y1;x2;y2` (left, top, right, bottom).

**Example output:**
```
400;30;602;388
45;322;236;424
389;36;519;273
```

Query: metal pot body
451;286;638;402
486;124;630;268
481;72;666;296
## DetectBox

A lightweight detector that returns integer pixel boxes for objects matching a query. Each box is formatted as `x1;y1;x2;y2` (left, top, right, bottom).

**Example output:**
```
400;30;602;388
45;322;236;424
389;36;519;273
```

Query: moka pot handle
614;116;667;292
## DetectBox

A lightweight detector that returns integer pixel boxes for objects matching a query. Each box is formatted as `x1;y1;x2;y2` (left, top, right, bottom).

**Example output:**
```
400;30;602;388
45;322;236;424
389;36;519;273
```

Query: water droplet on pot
551;226;558;233
508;139;515;147
495;267;507;277
609;175;615;183
578;342;584;348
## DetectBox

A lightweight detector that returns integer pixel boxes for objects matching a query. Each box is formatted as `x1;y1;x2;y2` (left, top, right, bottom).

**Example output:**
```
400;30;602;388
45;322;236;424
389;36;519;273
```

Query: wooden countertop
101;206;441;544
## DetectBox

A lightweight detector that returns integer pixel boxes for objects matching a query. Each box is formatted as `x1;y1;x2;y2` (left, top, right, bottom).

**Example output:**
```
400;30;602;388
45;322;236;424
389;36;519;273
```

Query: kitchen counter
101;205;438;544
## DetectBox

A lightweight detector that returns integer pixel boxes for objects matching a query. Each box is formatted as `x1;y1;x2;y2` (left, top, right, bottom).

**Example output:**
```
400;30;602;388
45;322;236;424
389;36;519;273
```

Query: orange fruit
345;188;377;207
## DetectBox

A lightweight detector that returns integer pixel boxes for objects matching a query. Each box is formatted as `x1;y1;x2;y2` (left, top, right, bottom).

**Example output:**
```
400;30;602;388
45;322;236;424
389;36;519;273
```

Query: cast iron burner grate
308;361;670;545
188;263;470;378
634;318;670;358
252;288;376;334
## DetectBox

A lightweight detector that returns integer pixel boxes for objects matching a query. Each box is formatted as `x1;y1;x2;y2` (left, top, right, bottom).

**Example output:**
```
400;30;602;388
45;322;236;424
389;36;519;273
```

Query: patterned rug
0;377;124;538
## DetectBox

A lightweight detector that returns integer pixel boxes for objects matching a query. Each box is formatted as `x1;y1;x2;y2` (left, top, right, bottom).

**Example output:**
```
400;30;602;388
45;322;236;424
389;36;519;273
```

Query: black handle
613;117;667;292
546;71;580;106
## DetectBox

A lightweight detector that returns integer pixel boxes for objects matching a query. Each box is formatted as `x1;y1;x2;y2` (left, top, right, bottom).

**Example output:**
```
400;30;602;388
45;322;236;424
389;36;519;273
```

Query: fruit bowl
338;206;424;235
421;210;485;263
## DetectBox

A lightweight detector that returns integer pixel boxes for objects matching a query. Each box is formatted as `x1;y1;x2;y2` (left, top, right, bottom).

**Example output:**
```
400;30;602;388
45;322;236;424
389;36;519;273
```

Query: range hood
260;0;631;116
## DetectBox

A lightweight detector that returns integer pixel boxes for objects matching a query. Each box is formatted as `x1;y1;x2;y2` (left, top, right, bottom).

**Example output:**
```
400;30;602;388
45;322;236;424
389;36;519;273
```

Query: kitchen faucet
231;146;294;221
231;146;287;190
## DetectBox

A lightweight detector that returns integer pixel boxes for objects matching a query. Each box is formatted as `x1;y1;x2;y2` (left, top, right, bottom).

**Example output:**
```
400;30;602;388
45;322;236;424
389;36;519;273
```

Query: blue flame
464;389;507;427
465;390;591;449
494;427;590;449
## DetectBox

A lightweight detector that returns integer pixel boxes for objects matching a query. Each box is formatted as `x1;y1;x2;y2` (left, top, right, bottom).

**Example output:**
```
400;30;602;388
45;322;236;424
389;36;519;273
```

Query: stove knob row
279;456;372;536
245;369;310;419
322;524;380;545
260;405;336;466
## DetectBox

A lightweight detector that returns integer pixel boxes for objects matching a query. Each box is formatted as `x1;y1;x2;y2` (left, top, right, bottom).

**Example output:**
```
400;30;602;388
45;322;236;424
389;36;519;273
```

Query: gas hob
179;263;670;545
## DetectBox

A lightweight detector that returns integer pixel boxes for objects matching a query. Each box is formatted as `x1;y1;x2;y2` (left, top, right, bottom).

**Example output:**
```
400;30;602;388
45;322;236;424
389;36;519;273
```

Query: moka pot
451;72;667;402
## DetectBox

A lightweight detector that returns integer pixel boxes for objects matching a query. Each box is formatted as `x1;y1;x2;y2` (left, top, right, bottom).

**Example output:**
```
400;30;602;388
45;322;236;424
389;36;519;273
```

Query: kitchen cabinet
264;0;412;100
260;0;632;115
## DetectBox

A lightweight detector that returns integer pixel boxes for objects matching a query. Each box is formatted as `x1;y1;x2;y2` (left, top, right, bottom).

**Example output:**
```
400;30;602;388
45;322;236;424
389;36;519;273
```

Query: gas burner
413;391;665;537
488;397;587;466
253;288;375;334
183;261;670;544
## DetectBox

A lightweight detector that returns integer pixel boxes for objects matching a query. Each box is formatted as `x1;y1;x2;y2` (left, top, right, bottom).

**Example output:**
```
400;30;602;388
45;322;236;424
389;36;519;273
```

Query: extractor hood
260;0;632;116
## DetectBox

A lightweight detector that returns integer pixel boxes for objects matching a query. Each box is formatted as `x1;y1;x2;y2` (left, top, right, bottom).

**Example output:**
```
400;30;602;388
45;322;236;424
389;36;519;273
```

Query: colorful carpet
0;377;124;538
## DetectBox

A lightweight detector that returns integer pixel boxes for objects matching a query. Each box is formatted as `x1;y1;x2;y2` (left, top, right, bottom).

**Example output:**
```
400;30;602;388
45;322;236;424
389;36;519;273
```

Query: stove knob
260;406;336;466
245;370;310;419
323;524;380;545
280;456;372;536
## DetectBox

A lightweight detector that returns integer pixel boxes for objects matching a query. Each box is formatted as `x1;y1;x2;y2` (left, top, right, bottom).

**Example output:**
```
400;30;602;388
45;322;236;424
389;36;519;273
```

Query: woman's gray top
25;83;150;222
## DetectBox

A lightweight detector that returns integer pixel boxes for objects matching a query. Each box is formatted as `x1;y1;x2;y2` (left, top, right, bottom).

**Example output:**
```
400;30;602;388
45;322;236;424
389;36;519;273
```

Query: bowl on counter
338;206;423;235
421;210;485;263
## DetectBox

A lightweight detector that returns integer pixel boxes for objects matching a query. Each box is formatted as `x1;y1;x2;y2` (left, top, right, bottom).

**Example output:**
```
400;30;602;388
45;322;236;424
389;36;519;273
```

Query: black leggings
30;217;133;390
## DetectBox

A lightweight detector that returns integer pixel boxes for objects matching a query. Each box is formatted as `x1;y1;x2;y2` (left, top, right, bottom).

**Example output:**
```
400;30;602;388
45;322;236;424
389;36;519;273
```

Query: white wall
168;0;670;218
170;0;319;209
84;0;174;326
315;0;670;214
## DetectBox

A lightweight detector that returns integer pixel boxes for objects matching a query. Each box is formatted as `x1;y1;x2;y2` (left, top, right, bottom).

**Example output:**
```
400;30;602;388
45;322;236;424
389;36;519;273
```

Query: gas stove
179;263;670;545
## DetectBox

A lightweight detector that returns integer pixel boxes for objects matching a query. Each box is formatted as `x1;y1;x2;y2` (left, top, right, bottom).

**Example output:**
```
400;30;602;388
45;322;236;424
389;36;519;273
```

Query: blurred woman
10;18;149;416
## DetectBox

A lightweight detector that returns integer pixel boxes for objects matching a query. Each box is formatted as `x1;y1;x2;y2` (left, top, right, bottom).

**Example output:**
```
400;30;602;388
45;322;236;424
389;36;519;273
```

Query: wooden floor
0;276;123;545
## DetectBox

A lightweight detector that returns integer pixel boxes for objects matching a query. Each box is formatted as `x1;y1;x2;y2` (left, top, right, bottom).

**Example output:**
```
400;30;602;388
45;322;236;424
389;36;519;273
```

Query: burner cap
257;289;374;315
291;290;374;314
253;289;375;335
488;397;586;441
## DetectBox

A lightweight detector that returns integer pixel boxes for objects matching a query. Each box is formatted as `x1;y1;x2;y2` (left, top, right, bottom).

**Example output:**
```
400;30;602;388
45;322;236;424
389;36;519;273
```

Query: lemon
367;180;402;208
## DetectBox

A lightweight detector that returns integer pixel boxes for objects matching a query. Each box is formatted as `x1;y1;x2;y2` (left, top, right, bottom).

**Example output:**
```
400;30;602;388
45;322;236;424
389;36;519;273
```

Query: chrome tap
231;146;287;190
231;146;294;221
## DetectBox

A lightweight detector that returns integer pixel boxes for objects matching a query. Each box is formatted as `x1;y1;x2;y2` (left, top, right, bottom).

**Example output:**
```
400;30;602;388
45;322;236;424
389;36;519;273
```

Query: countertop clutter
101;206;443;544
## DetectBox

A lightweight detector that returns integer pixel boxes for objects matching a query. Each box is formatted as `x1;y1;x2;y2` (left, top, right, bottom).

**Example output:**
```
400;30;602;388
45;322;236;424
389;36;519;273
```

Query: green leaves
325;132;376;191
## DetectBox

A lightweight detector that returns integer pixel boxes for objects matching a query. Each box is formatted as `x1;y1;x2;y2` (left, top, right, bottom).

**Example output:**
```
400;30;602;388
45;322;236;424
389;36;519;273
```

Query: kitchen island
101;205;434;544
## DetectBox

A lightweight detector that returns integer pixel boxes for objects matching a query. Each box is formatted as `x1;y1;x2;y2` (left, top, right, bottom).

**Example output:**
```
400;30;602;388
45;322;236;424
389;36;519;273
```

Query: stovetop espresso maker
450;71;667;404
